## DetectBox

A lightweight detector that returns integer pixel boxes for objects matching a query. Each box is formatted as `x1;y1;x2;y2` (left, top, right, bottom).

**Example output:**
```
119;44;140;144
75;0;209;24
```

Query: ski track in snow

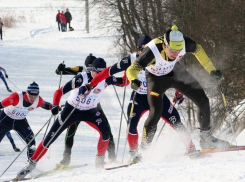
1;1;245;182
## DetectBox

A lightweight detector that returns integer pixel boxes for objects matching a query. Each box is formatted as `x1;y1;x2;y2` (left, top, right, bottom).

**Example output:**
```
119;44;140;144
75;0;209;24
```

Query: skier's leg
5;131;20;152
16;104;79;180
172;63;229;149
142;71;166;148
55;122;80;169
84;108;110;168
15;119;36;159
160;95;194;151
127;91;148;163
97;103;116;161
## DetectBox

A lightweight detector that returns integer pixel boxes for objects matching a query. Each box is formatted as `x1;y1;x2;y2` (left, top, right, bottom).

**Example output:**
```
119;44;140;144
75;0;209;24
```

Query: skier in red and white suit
0;82;52;159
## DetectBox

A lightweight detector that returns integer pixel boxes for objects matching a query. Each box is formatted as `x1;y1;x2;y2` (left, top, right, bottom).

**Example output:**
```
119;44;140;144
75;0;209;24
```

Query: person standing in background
56;10;61;31
0;18;3;40
64;9;72;31
60;11;67;32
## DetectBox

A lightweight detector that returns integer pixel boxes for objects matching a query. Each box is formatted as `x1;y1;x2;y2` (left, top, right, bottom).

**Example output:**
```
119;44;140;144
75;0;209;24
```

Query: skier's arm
90;56;132;87
185;37;216;74
0;93;19;109
53;74;84;105
55;66;84;75
0;67;7;75
36;96;52;110
126;48;155;83
105;76;124;86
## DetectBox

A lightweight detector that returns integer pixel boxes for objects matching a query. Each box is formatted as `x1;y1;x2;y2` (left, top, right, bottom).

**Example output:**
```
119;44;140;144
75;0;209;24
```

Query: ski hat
27;81;39;96
137;35;152;50
85;53;97;68
164;25;184;50
92;58;106;72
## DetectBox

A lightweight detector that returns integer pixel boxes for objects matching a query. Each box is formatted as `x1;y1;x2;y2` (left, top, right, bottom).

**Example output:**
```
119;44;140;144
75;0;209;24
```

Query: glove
57;63;66;72
78;84;92;96
105;76;115;85
5;74;8;78
51;105;60;115
173;90;184;105
131;79;142;90
210;70;223;81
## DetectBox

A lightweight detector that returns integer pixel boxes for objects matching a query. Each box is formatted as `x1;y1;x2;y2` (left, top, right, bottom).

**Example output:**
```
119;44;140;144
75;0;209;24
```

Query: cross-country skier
0;66;12;92
78;35;195;164
0;82;52;159
5;131;20;152
55;54;116;170
16;58;125;180
125;25;230;151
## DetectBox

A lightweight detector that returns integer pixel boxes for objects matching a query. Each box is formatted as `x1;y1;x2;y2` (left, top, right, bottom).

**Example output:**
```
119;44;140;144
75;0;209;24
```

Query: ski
3;177;31;182
186;145;245;156
4;164;87;182
105;164;132;170
34;164;88;178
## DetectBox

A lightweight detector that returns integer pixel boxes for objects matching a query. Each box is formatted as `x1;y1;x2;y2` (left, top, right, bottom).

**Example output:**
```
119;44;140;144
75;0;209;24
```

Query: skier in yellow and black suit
126;25;230;152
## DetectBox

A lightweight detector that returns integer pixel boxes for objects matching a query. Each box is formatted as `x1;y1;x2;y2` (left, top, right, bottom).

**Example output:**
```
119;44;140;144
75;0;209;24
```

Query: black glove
131;79;142;90
51;105;60;115
210;70;223;81
78;84;92;96
5;74;8;78
57;63;66;72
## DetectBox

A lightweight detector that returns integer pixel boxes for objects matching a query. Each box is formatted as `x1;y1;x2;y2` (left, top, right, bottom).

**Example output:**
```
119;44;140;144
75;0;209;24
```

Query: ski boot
16;159;37;180
13;146;20;152
95;155;105;169
129;149;142;164
55;154;71;170
7;87;12;92
200;128;230;149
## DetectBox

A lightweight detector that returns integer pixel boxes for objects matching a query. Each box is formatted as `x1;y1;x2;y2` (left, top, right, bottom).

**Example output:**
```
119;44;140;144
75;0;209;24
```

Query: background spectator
0;18;3;39
64;9;72;31
56;10;61;31
60;11;67;32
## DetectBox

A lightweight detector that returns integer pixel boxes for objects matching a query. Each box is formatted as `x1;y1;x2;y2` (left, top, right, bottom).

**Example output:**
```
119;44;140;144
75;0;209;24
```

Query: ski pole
121;91;137;164
7;78;21;91
219;81;237;145
47;115;56;159
112;85;127;121
47;63;64;158
14;131;27;146
0;115;53;178
43;115;53;140
115;78;127;158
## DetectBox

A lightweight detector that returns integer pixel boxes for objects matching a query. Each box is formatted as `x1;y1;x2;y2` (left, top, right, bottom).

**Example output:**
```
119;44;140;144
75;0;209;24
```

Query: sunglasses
163;34;182;53
92;67;101;73
86;67;93;71
28;94;38;99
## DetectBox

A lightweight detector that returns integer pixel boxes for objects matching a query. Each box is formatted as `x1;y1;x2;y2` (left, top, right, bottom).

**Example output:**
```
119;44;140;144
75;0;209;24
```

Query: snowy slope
1;1;245;182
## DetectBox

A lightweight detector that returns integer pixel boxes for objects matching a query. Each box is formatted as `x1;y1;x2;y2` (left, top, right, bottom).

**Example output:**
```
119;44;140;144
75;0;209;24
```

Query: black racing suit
56;66;116;160
126;36;217;145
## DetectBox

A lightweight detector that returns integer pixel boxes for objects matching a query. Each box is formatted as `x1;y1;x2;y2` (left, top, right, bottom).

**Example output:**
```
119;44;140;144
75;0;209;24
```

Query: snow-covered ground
1;1;245;182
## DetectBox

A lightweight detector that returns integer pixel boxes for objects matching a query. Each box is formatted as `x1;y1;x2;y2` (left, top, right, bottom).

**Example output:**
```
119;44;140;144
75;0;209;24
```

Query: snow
1;1;245;182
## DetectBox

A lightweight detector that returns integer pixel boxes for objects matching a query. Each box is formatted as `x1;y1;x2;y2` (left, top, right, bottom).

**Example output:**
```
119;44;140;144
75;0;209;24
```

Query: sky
1;1;245;182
